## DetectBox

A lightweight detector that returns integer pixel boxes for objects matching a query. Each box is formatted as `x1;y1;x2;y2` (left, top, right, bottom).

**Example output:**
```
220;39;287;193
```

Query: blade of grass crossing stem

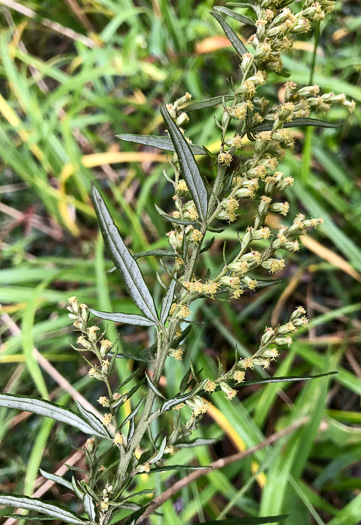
260;367;330;517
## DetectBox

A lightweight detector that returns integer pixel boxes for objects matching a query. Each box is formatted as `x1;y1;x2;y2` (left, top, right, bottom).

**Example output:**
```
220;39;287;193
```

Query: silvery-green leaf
111;352;150;363
4;515;55;521
72;477;85;501
133;250;177;260
161;379;209;413
185;95;234;112
39;469;73;491
145;373;166;400
214;6;255;25
91;185;158;324
75;402;111;439
0;494;89;525
122;489;154;502
90;308;156;327
0;393;104;439
145;465;208;473
252;118;342;133
176;438;218;448
210;11;248;57
120;399;144;429
154;204;199;226
160;280;176;324
226;2;257;11
160;104;208;223
83;494;96;523
149;436;167;464
116;134;205;155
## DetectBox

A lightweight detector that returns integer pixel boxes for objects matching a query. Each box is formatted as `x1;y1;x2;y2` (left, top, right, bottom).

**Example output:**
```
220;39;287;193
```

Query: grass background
0;0;361;523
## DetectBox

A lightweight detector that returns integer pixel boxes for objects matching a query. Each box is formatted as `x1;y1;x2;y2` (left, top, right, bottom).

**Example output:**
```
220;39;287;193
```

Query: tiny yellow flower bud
204;380;217;393
113;433;124;445
102;413;113;426
218;151;233;166
233;370;245;383
169;348;184;361
87;325;100;342
98;396;110;407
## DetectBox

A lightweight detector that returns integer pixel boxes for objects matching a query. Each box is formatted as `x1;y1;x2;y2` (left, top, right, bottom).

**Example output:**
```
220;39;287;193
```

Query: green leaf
214;6;255;26
149;436;167;464
160;279;176;324
116;133;205;155
185;95;234;112
0;494;89;525
197;516;287;524
210;11;248;57
4;516;56;521
133;250;178;260
120;399;144;429
145;373;166;400
89;308;156;327
111;352;151;363
72;477;85;501
200;236;215;254
154;204;199;226
226;2;257;10
146;465;208;473
160;104;208;223
252;118;342;133
176;438;218;448
91;185;158;324
161;379;209;413
0;393;109;439
39;469;73;491
75;402;111;440
83;494;96;523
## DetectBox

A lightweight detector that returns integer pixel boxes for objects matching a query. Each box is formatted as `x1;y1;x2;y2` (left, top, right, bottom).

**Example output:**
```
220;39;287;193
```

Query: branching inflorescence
0;1;355;524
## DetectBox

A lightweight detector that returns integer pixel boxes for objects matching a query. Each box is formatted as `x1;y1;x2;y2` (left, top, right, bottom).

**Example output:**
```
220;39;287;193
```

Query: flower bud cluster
166;92;192;129
67;297;115;382
249;1;335;74
226;306;308;380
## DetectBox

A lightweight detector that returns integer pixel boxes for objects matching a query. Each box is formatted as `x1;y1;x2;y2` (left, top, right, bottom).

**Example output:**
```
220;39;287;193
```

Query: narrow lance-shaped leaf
116;134;205;155
39;469;73;492
160;104;208;223
160;279;176;324
145;373;166;400
0;393;109;439
185;94;234;112
0;494;89;525
75;401;111;440
155;204;199;226
252;118;343;133
214;6;255;26
83;494;96;523
210;11;248;57
91;185;158;324
149;436;167;464
90;308;156;327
